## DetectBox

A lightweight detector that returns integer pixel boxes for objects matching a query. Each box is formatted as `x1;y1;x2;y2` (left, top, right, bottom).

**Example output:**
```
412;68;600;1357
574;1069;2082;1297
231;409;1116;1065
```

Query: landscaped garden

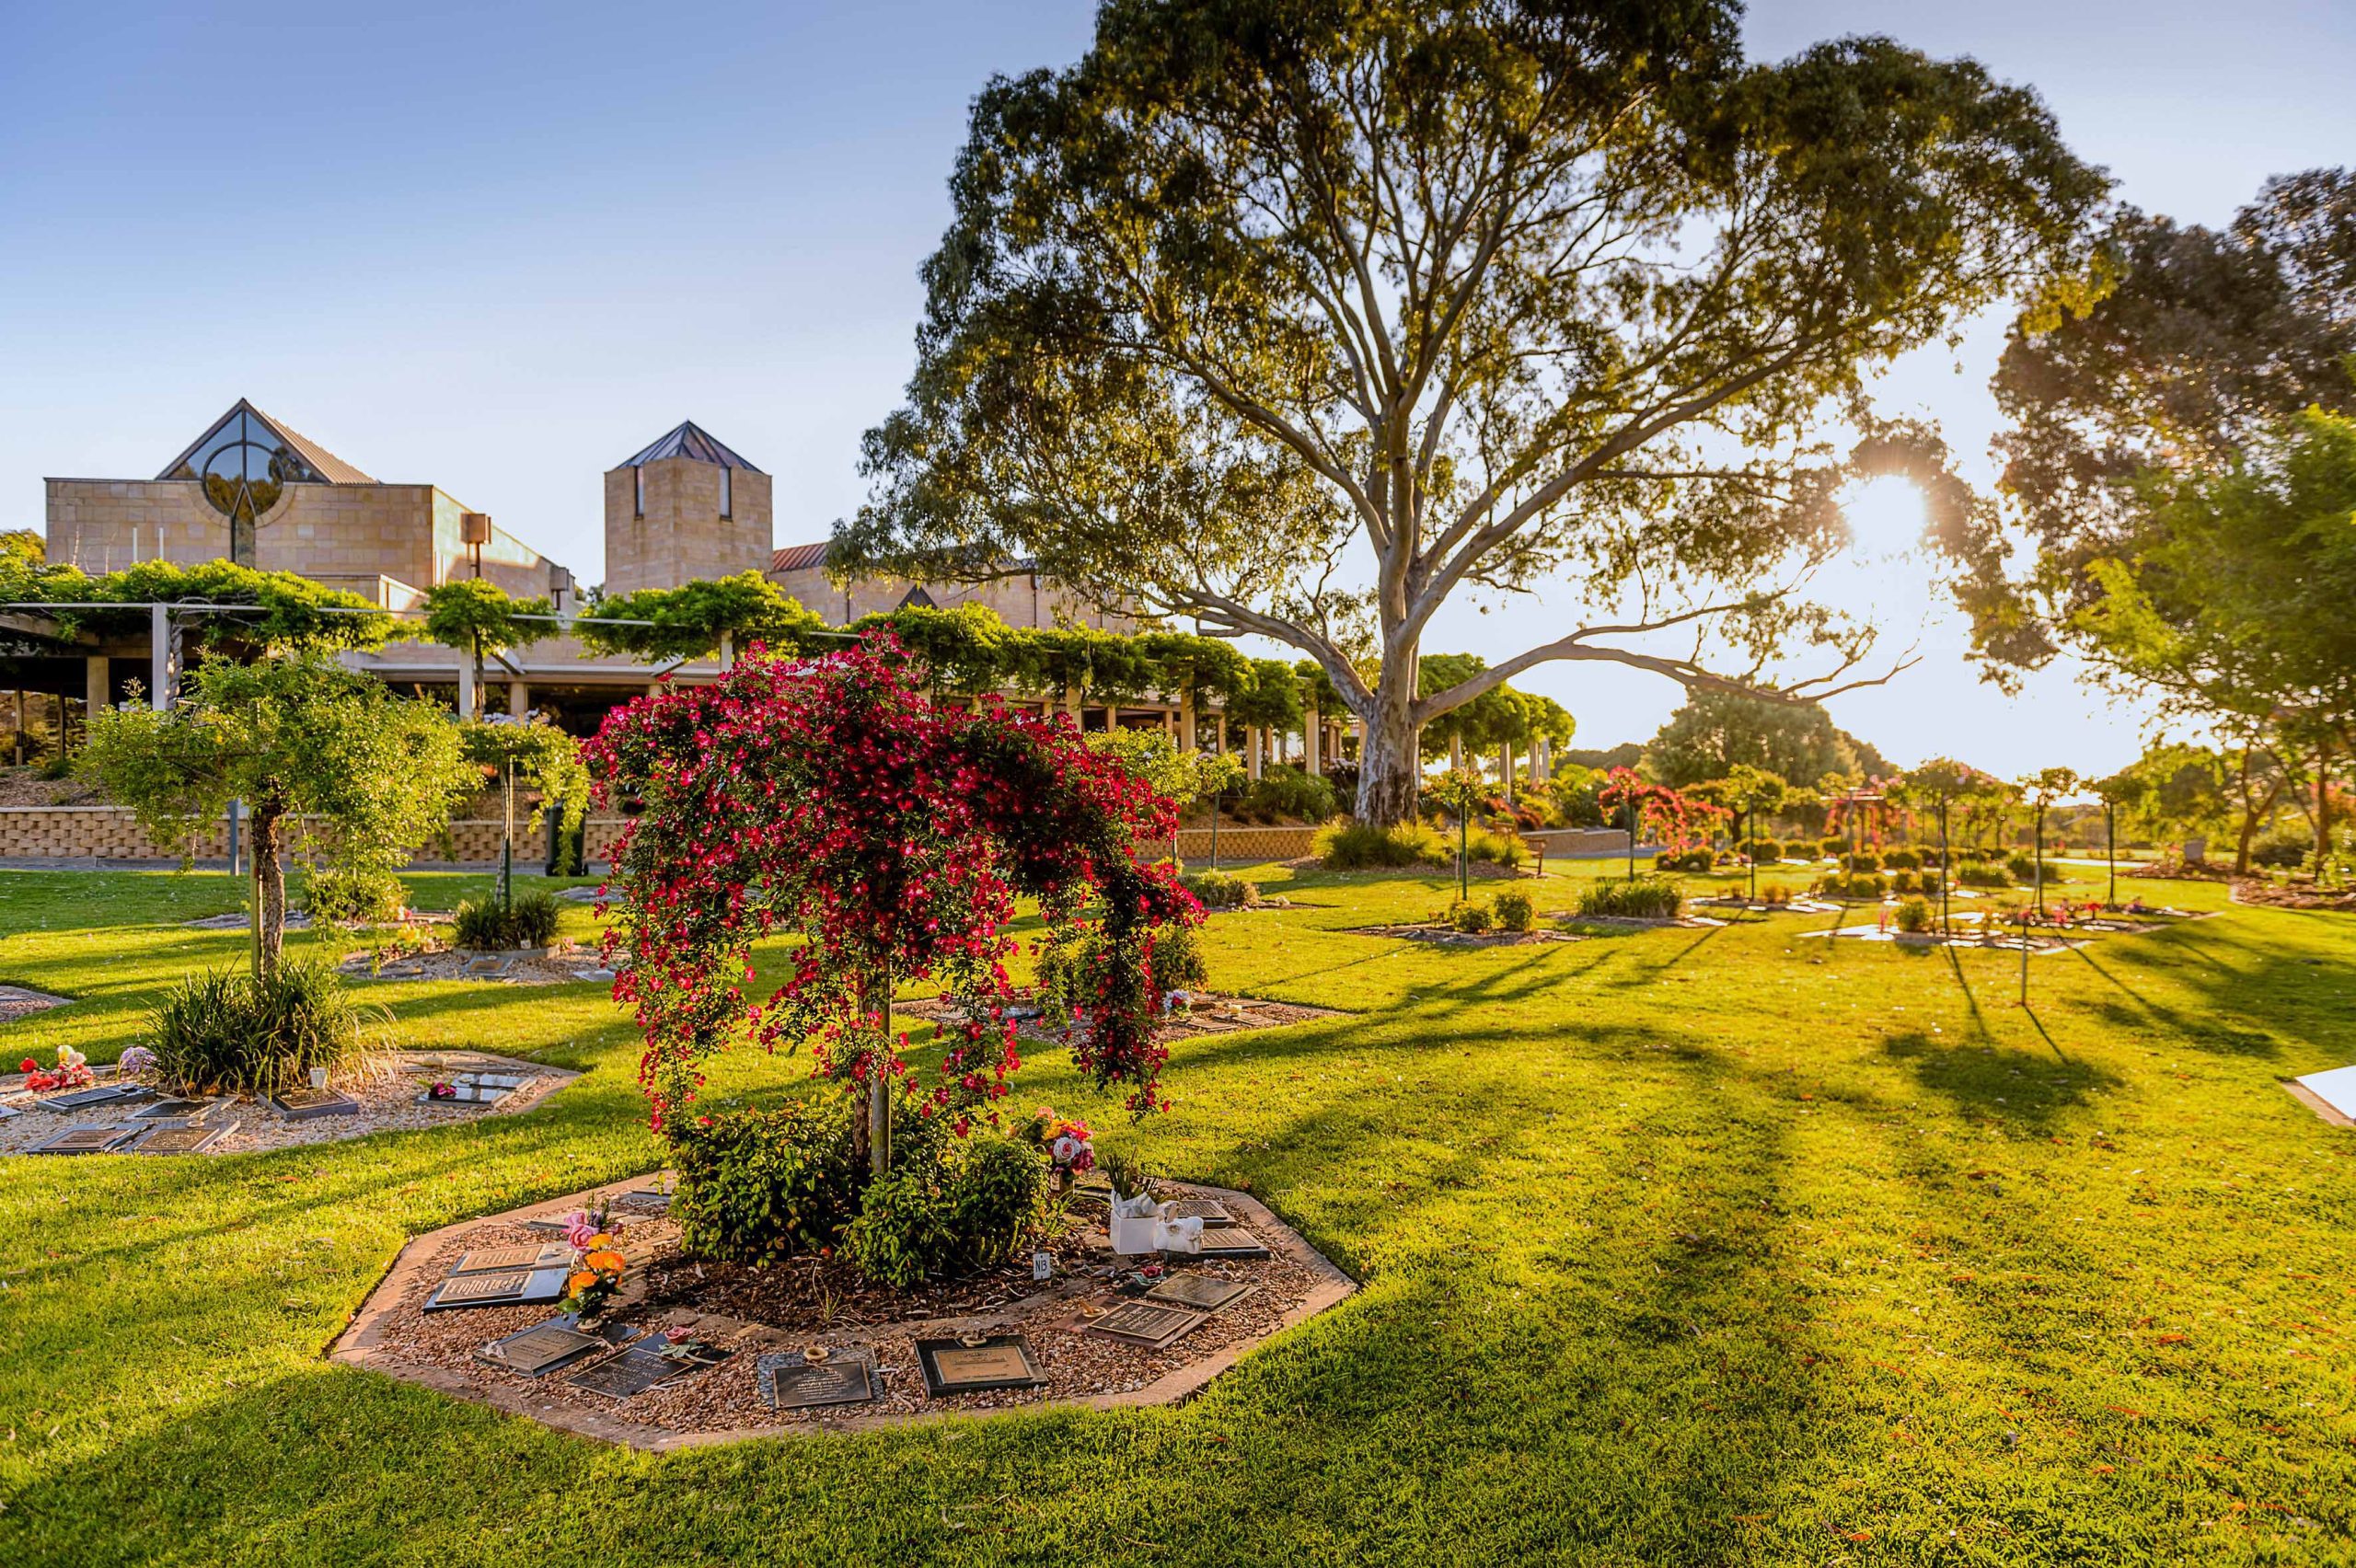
4;835;2354;1563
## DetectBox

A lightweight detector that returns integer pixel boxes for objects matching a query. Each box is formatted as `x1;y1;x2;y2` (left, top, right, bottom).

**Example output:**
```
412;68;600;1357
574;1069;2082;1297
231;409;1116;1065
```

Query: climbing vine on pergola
585;637;1200;1166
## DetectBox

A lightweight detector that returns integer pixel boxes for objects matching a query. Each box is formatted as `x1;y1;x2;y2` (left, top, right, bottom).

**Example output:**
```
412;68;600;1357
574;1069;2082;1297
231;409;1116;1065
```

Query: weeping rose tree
583;635;1200;1174
1596;769;1731;854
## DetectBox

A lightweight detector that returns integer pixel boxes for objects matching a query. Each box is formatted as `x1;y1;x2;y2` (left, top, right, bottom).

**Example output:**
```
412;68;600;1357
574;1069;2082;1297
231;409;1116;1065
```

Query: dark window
634;468;644;519
719;467;732;519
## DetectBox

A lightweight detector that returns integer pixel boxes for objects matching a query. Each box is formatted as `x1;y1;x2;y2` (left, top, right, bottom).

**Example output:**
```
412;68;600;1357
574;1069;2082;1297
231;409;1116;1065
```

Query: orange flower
587;1233;613;1251
585;1250;627;1275
566;1270;597;1295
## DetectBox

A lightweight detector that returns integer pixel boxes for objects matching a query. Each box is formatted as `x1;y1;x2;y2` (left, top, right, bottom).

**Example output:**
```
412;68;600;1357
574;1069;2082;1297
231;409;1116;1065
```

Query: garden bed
2231;879;2356;913
339;942;612;986
0;1050;579;1155
0;982;72;1020
899;989;1341;1041
1688;896;1843;915
333;1175;1355;1449
1543;911;1728;930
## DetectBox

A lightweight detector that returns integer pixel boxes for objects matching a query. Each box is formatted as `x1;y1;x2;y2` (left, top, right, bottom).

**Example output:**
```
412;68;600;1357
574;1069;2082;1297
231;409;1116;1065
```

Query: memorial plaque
1158;1198;1235;1228
130;1098;217;1123
758;1348;881;1412
563;1342;725;1399
915;1334;1045;1397
40;1084;147;1113
1086;1300;1206;1351
29;1124;138;1155
1143;1274;1254;1313
133;1119;236;1154
452;1242;572;1276
0;1101;19;1120
478;1320;606;1378
423;1265;570;1311
1193;1227;1270;1259
617;1190;673;1212
270;1087;359;1120
462;957;512;978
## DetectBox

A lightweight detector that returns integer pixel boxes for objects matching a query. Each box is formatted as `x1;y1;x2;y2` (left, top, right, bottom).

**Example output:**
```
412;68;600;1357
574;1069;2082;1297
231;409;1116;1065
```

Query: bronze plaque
39;1085;146;1113
29;1124;137;1155
453;1243;572;1276
130;1097;217;1123
1194;1228;1270;1260
1086;1301;1206;1350
479;1321;606;1378
270;1087;359;1120
424;1266;568;1310
759;1348;880;1412
133;1120;236;1155
1144;1274;1254;1313
917;1335;1045;1397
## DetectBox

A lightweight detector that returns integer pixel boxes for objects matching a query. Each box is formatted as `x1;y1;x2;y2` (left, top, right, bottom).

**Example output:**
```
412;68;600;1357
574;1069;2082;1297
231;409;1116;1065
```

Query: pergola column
507;680;531;718
84;655;109;731
1305;702;1322;775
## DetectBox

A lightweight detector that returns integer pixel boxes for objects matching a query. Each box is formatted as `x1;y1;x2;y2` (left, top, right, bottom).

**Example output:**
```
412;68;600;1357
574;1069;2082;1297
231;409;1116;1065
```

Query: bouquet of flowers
560;1206;628;1318
20;1047;93;1094
1018;1105;1096;1191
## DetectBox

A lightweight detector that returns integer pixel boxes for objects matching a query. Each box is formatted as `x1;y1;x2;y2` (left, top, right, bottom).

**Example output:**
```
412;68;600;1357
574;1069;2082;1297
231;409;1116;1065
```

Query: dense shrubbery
302;868;407;926
1038;917;1206;1019
1654;848;1715;872
1494;888;1533;932
1889;870;1946;897
1466;825;1528;868
1317;819;1451;870
2250;830;2311;869
1818;836;1846;858
453;890;561;951
1577;877;1683;919
1956;861;2012;888
1814;870;1888;900
1894;897;1934;933
1447;896;1494;933
1242;764;1337;824
670;1092;1052;1286
1741;838;1782;862
146;956;366;1096
1881;848;1921;870
1760;883;1794;906
1842;851;1881;873
1180;870;1261;909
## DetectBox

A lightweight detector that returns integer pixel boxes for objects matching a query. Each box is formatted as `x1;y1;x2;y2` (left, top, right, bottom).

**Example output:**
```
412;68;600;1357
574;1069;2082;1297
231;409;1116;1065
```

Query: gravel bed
899;990;1341;1042
0;1050;577;1156
364;1182;1328;1437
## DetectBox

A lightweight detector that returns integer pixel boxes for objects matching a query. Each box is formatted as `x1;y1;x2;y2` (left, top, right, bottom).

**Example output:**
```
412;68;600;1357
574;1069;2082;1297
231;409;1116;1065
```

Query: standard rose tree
584;636;1201;1171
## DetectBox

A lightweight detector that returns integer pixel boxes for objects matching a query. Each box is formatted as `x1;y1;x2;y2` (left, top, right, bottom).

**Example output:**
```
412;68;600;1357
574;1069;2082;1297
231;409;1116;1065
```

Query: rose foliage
1596;769;1730;852
585;636;1201;1132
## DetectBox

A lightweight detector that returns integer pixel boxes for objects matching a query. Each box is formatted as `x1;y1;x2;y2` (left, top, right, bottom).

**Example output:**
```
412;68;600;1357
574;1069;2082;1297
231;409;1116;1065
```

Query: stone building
44;399;572;606
601;421;774;594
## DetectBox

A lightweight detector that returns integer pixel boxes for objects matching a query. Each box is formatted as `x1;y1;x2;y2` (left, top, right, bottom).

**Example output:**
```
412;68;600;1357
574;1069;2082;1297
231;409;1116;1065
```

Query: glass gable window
161;410;325;566
634;468;644;519
720;467;732;519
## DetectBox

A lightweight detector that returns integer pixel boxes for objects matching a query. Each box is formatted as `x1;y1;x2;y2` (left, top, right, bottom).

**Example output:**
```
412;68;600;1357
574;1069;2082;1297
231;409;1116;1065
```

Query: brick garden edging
0;805;632;869
330;1174;1357;1451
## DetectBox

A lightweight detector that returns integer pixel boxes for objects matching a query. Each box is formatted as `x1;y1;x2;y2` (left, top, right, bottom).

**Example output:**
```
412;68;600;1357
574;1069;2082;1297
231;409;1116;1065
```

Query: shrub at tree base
1881;848;1922;870
1957;862;2012;889
1494;889;1534;932
667;1100;860;1266
1895;897;1934;934
1577;878;1684;920
1742;838;1783;862
1655;849;1715;873
1179;870;1261;909
1819;837;1847;858
1761;884;1795;906
1242;764;1337;824
1843;851;1883;873
453;890;560;951
1317;820;1451;870
146;956;364;1096
1814;870;1890;901
2249;831;2310;870
1467;826;1528;868
303;869;406;926
1448;897;1494;933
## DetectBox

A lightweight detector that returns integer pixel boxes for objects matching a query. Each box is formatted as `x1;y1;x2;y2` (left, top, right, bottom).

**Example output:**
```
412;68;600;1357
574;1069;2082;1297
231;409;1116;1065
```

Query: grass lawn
3;860;2354;1565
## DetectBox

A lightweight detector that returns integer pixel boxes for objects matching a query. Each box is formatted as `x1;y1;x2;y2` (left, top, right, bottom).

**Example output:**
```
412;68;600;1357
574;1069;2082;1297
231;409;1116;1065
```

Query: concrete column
1499;742;1513;802
1305;702;1322;775
1102;705;1117;733
457;662;478;721
1216;712;1229;756
1534;734;1552;783
719;631;735;672
1248;726;1264;781
84;655;109;730
507;681;530;718
1179;687;1196;753
1063;680;1082;728
148;604;172;711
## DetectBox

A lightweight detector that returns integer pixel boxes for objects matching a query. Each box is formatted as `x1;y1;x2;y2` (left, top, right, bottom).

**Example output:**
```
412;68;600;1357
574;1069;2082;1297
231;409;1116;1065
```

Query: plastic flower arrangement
1020;1105;1096;1178
584;634;1201;1147
118;1044;159;1078
20;1046;94;1094
559;1207;627;1317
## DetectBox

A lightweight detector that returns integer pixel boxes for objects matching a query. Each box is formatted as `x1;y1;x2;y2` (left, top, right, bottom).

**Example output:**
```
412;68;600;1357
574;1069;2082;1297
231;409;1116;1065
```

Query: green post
2107;801;2118;906
1458;810;1469;902
501;756;514;915
1746;800;1758;905
1624;800;1636;883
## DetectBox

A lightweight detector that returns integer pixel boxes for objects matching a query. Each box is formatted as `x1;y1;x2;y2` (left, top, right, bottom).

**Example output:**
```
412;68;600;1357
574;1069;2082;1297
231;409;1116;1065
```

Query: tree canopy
0;558;392;655
576;571;825;664
841;0;2103;821
1643;688;1884;789
79;655;474;972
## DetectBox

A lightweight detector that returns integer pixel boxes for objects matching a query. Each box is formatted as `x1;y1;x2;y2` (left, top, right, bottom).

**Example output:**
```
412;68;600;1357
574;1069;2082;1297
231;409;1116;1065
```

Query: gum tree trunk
1353;659;1425;824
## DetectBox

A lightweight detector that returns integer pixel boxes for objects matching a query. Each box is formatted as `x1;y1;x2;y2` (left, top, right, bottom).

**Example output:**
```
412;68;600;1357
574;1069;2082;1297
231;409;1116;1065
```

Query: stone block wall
0;807;639;869
604;458;774;594
1172;825;1321;863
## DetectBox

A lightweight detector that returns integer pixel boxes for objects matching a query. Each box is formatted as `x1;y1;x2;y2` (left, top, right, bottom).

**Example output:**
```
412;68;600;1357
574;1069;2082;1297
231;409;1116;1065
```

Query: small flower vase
1052;1167;1073;1198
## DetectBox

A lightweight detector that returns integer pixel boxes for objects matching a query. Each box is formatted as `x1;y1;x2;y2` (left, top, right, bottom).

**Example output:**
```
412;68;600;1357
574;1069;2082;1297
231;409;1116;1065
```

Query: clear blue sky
4;2;2351;777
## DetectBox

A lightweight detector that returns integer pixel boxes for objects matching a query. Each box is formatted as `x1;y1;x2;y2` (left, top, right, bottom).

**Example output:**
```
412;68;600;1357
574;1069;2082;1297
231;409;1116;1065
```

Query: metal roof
617;421;763;472
769;541;830;572
156;398;377;485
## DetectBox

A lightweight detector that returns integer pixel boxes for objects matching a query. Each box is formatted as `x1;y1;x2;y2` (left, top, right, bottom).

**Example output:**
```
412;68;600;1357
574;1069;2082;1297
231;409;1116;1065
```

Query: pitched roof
769;541;830;572
157;399;376;485
617;420;763;472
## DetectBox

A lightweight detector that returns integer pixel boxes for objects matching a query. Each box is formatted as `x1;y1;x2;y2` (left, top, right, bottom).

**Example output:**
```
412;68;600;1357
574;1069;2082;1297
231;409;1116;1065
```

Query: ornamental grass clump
453;890;560;951
1179;870;1261;909
1316;819;1451;870
1577;877;1683;920
146;955;370;1097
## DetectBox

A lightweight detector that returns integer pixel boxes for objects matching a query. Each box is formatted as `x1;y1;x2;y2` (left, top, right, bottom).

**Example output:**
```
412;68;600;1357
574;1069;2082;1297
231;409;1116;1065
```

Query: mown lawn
3;861;2353;1566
